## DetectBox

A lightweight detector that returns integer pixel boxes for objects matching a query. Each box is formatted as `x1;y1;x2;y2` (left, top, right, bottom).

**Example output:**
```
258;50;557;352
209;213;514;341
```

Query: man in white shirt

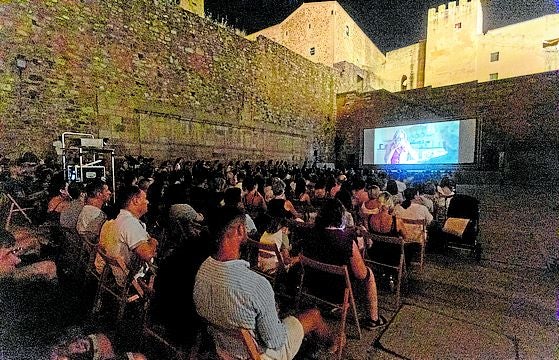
97;185;158;286
76;179;112;242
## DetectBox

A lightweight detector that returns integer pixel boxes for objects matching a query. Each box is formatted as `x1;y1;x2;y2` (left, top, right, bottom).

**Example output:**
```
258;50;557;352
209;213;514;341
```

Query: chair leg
348;287;361;339
92;266;109;317
338;289;350;360
395;259;403;309
5;203;14;229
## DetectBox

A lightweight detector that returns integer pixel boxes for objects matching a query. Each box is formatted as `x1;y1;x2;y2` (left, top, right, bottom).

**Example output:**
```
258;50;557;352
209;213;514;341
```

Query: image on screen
362;119;476;165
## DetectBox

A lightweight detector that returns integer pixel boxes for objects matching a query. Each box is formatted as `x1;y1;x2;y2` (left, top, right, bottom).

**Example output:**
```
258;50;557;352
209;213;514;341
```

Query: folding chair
141;278;187;360
78;232;102;282
205;323;262;360
364;232;406;309
60;227;85;277
4;193;33;229
92;247;153;324
444;194;481;260
396;218;427;272
297;254;361;360
244;238;286;289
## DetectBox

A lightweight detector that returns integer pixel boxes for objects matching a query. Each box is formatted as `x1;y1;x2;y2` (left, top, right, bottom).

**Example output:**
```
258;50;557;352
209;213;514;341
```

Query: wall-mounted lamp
15;55;27;77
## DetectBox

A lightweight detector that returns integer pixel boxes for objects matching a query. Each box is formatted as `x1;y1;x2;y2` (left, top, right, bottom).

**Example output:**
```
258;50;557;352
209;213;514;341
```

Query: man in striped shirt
194;206;338;360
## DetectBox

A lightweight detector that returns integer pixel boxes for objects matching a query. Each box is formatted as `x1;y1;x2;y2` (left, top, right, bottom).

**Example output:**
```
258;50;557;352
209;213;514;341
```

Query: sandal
360;315;388;330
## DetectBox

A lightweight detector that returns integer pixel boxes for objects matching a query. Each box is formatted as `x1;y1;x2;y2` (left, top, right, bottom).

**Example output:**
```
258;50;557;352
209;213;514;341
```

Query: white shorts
261;316;304;360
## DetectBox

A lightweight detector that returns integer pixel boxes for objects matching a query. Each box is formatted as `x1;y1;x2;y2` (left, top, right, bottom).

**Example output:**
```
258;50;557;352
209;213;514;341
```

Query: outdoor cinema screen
362;119;476;165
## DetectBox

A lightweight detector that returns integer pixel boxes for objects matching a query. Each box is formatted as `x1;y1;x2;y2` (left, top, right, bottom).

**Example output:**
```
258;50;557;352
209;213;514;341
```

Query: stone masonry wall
0;0;336;162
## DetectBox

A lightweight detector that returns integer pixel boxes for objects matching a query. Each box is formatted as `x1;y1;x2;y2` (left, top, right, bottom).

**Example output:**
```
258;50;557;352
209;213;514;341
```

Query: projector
80;138;104;148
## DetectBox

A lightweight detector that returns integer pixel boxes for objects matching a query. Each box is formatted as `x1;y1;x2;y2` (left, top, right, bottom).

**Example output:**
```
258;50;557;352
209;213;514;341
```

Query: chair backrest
207;323;262;360
365;232;406;309
298;254;352;307
298;254;360;357
367;232;405;264
447;194;479;221
247;238;285;267
396;218;427;243
240;329;261;360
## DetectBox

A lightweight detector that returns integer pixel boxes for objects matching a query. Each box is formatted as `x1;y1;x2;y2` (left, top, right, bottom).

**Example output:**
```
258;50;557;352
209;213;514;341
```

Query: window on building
490;52;499;62
345;25;350;36
489;73;498;81
455;22;462;29
401;75;408;91
309;24;311;29
310;47;315;56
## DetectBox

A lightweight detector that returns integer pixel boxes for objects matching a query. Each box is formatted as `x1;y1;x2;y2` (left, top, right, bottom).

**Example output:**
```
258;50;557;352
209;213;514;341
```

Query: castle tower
424;0;483;87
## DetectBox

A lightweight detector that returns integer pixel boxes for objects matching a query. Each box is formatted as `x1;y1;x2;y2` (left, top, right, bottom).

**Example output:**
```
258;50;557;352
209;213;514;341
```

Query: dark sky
204;0;558;52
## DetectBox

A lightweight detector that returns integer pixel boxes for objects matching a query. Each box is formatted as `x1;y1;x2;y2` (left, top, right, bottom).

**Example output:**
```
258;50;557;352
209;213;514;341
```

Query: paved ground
1;185;558;359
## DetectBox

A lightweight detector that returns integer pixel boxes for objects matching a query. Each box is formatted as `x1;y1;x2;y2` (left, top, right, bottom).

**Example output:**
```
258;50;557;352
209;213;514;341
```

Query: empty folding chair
297;254;361;360
365;232;406;309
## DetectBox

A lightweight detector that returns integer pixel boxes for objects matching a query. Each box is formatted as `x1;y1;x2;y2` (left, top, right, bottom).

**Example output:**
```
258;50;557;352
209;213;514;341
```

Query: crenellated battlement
427;0;482;22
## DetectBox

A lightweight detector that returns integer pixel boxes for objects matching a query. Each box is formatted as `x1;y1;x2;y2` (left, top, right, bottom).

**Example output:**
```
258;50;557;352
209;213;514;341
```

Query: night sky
204;0;558;52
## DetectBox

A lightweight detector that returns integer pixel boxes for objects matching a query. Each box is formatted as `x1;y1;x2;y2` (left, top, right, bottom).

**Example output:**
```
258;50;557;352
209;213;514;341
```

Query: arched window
401;75;408;91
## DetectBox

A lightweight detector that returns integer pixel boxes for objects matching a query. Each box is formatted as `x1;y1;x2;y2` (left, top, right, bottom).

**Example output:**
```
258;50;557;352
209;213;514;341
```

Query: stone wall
336;71;559;183
0;0;336;162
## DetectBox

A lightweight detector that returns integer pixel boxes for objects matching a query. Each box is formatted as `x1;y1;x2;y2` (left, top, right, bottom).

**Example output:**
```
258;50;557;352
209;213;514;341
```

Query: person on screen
384;130;418;164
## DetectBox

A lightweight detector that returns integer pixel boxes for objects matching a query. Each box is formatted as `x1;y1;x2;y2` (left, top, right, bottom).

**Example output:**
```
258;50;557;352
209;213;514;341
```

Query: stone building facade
0;0;336;161
248;0;559;92
246;1;386;93
425;0;559;87
179;0;204;18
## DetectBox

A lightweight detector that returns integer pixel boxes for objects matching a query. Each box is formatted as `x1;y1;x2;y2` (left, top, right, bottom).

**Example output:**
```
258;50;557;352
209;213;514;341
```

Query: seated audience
224;187;258;237
393;187;433;241
0;228;56;282
303;199;387;330
310;180;328;211
334;189;355;228
47;181;72;215
267;178;301;220
258;217;298;274
385;179;403;206
194;206;340;360
363;191;395;235
243;176;267;221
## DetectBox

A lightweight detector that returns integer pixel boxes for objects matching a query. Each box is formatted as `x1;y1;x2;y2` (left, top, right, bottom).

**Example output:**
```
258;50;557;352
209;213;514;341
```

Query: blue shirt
193;256;287;358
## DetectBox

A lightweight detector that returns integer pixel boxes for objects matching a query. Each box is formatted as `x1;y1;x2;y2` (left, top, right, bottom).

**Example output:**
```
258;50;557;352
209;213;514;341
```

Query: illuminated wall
424;0;483;87
424;0;559;87
179;0;204;17
249;0;559;92
247;1;386;92
384;42;425;92
0;0;335;161
476;15;559;82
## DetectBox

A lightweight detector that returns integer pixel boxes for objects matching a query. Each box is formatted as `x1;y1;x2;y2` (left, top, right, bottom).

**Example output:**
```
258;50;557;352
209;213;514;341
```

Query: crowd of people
0;153;458;359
